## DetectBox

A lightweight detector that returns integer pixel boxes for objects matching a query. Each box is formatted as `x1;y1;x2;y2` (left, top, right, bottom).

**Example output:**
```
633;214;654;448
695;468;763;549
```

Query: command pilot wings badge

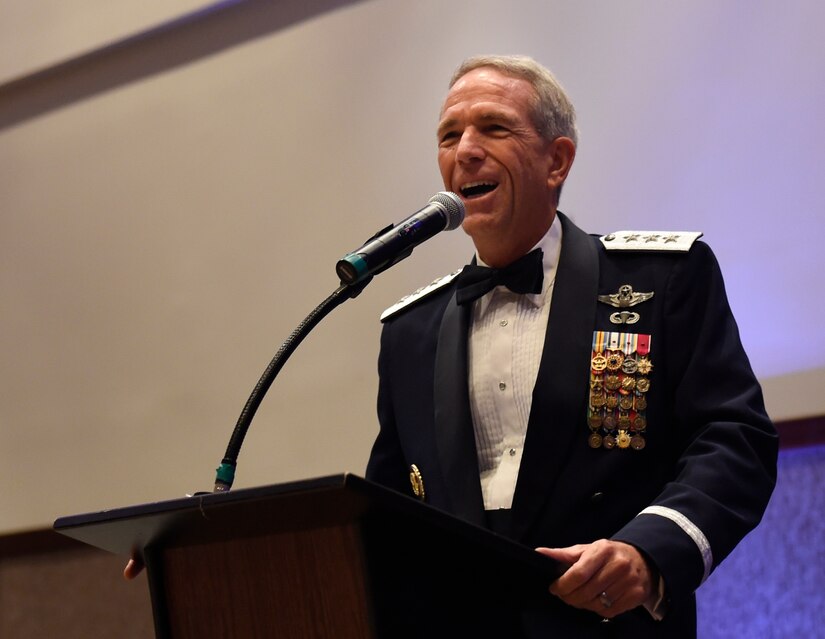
598;284;654;309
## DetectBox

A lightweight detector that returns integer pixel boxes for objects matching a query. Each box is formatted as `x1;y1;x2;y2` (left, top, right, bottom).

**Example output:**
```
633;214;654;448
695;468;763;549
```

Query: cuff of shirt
643;574;667;620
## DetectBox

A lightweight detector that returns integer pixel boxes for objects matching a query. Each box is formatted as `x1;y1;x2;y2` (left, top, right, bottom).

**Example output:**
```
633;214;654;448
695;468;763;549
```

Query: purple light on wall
696;445;825;636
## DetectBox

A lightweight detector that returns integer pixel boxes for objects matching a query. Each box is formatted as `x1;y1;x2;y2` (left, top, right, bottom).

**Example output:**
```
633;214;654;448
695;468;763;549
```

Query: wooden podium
54;474;563;638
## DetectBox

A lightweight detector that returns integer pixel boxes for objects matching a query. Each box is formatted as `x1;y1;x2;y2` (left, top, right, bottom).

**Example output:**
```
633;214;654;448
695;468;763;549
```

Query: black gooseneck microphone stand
213;278;371;492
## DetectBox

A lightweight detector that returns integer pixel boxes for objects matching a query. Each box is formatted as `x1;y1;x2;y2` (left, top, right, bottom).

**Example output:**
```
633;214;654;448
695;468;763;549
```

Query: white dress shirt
467;216;563;510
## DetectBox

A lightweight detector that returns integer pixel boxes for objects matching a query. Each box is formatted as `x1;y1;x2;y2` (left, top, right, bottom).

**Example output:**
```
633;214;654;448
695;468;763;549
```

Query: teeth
461;180;496;190
460;180;498;198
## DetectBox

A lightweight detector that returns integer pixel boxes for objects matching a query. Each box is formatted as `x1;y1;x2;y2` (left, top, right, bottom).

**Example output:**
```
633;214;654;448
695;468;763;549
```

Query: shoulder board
380;270;462;322
599;231;703;252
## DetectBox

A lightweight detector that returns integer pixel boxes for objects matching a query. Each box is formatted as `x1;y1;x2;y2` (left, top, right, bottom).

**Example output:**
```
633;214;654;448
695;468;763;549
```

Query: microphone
336;191;464;285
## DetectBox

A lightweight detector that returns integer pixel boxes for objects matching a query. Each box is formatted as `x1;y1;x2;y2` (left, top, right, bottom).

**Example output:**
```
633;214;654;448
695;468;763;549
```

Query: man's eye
439;131;459;145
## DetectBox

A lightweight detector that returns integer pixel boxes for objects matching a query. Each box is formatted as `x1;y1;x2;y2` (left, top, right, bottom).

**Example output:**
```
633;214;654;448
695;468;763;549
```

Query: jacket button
590;491;605;504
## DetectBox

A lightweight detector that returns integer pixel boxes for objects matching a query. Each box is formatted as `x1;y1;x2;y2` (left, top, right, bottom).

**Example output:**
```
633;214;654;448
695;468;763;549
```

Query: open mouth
460;180;499;199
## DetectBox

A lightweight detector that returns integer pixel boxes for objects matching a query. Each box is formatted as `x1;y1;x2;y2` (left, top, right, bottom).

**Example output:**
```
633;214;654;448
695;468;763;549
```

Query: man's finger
535;544;584;566
546;540;612;597
123;557;145;581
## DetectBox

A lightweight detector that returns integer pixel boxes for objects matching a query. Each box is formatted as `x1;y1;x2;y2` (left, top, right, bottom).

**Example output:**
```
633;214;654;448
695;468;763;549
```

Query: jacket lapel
510;212;599;540
432;290;486;527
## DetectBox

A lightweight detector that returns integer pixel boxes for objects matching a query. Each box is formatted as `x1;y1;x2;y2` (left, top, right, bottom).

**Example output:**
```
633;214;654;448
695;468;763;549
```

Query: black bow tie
455;249;544;305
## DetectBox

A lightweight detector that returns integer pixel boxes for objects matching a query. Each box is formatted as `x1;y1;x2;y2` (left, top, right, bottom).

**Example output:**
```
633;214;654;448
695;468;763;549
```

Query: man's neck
474;214;556;268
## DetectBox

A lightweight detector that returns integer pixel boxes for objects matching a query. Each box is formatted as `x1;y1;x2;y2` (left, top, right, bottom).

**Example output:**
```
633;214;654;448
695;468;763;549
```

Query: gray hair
449;55;579;146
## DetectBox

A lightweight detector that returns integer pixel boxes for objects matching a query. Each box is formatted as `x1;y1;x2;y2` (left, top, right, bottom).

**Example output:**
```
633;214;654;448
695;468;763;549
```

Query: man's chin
461;215;493;238
461;215;504;247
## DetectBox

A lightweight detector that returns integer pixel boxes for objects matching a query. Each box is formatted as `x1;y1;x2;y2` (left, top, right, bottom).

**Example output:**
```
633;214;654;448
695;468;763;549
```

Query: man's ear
547;136;576;191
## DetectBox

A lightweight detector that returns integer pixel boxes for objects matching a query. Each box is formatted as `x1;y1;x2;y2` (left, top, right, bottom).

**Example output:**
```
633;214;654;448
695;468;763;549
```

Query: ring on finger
599;591;613;609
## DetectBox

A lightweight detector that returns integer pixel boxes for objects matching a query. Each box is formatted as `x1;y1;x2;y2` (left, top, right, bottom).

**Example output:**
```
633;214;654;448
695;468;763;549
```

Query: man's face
437;67;560;266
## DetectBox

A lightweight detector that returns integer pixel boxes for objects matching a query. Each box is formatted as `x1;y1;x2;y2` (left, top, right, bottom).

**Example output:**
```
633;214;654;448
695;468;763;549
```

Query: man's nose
456;128;485;164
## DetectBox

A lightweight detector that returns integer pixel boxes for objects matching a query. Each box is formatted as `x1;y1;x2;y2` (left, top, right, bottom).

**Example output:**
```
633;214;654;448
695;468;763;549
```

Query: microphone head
429;191;465;230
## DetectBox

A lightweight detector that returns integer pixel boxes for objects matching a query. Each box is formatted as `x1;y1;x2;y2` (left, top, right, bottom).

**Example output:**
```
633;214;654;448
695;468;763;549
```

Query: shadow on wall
0;0;366;131
696;444;825;638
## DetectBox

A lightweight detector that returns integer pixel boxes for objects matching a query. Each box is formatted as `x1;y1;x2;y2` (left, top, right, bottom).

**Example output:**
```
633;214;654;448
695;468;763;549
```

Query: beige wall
2;0;824;535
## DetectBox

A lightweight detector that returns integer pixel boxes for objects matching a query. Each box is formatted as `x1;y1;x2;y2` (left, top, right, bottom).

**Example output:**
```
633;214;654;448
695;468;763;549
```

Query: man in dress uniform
365;54;777;637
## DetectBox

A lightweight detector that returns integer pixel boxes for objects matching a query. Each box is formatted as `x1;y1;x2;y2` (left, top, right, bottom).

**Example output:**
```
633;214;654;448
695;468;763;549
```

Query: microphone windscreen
428;191;465;230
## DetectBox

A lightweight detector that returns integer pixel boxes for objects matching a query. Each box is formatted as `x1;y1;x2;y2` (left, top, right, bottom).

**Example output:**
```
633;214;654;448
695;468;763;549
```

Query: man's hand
536;539;656;618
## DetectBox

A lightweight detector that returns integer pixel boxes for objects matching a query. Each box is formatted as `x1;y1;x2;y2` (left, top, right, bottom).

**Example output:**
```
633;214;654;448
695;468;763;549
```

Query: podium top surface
54;473;564;584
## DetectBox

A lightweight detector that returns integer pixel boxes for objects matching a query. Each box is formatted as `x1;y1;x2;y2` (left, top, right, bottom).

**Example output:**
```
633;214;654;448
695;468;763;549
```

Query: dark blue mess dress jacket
366;212;777;638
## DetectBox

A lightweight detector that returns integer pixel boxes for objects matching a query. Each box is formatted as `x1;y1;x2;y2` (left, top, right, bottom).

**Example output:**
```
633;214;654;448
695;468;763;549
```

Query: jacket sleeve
365;322;411;495
611;242;778;603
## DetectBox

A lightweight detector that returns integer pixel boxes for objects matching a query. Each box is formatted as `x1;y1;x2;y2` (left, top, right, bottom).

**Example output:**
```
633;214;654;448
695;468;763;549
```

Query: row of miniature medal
588;331;652;451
